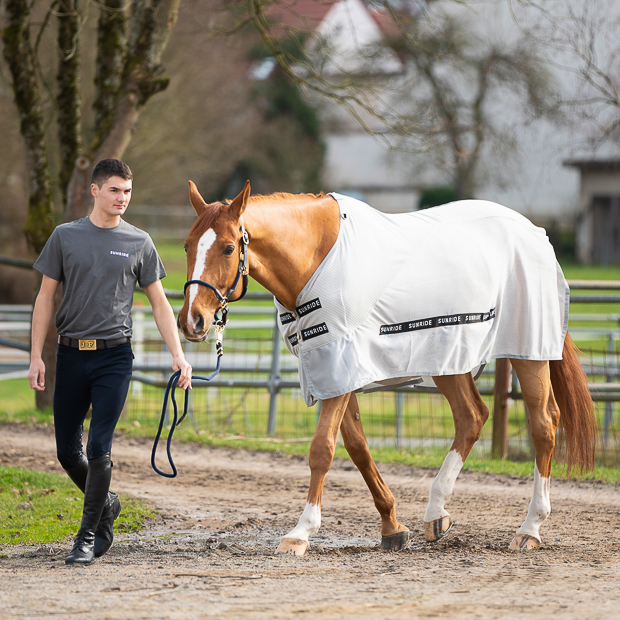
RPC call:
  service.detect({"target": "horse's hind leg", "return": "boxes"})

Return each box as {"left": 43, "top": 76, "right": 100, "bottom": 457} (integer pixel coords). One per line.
{"left": 340, "top": 393, "right": 410, "bottom": 550}
{"left": 508, "top": 359, "right": 560, "bottom": 550}
{"left": 424, "top": 373, "right": 489, "bottom": 542}
{"left": 276, "top": 393, "right": 351, "bottom": 556}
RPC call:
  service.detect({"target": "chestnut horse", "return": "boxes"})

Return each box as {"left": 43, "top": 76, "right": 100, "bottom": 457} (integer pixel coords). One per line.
{"left": 177, "top": 181, "right": 596, "bottom": 555}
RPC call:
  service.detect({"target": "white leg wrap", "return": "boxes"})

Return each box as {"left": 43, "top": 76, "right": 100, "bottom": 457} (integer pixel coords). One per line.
{"left": 516, "top": 465, "right": 550, "bottom": 540}
{"left": 283, "top": 502, "right": 321, "bottom": 543}
{"left": 424, "top": 450, "right": 464, "bottom": 522}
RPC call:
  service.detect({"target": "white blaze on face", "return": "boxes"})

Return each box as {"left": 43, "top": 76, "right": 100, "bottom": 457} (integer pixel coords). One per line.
{"left": 187, "top": 228, "right": 217, "bottom": 330}
{"left": 282, "top": 502, "right": 321, "bottom": 542}
{"left": 516, "top": 464, "right": 551, "bottom": 540}
{"left": 424, "top": 449, "right": 464, "bottom": 522}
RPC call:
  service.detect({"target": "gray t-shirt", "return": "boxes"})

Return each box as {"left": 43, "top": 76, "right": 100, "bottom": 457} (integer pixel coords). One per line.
{"left": 34, "top": 217, "right": 166, "bottom": 340}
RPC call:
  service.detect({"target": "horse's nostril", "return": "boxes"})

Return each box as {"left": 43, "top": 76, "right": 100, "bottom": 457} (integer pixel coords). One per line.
{"left": 194, "top": 313, "right": 205, "bottom": 333}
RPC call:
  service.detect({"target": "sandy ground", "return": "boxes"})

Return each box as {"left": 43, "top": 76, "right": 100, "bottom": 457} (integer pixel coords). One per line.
{"left": 1, "top": 423, "right": 620, "bottom": 619}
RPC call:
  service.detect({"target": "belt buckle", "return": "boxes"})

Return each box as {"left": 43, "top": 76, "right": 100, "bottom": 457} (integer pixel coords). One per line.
{"left": 78, "top": 339, "right": 96, "bottom": 351}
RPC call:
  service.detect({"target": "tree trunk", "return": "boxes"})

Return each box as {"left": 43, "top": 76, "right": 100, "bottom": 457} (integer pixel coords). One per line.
{"left": 64, "top": 156, "right": 93, "bottom": 223}
{"left": 3, "top": 0, "right": 181, "bottom": 409}
{"left": 2, "top": 0, "right": 58, "bottom": 410}
{"left": 57, "top": 0, "right": 82, "bottom": 207}
{"left": 1, "top": 0, "right": 55, "bottom": 254}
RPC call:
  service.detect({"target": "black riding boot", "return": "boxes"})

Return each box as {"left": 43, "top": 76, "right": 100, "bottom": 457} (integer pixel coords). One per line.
{"left": 65, "top": 455, "right": 121, "bottom": 558}
{"left": 65, "top": 454, "right": 112, "bottom": 566}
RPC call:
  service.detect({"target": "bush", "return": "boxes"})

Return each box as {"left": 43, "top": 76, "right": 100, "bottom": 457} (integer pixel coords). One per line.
{"left": 418, "top": 187, "right": 458, "bottom": 210}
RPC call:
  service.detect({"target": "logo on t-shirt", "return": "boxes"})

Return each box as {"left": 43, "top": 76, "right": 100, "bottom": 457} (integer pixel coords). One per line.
{"left": 110, "top": 251, "right": 129, "bottom": 258}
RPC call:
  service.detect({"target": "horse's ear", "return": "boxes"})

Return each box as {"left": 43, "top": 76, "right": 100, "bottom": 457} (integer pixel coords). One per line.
{"left": 188, "top": 180, "right": 207, "bottom": 216}
{"left": 228, "top": 180, "right": 251, "bottom": 218}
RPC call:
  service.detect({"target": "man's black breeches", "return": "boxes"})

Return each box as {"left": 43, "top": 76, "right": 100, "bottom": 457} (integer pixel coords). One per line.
{"left": 54, "top": 343, "right": 133, "bottom": 467}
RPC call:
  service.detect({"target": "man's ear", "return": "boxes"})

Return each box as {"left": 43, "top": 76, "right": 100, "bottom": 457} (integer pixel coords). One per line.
{"left": 188, "top": 180, "right": 207, "bottom": 216}
{"left": 90, "top": 183, "right": 98, "bottom": 198}
{"left": 228, "top": 180, "right": 251, "bottom": 218}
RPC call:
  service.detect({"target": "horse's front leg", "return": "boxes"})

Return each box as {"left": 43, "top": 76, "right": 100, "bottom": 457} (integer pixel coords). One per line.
{"left": 424, "top": 373, "right": 489, "bottom": 542}
{"left": 340, "top": 393, "right": 410, "bottom": 550}
{"left": 508, "top": 359, "right": 560, "bottom": 550}
{"left": 276, "top": 393, "right": 351, "bottom": 556}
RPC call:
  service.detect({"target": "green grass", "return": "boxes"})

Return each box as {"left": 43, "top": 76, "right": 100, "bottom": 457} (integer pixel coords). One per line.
{"left": 0, "top": 466, "right": 156, "bottom": 546}
{"left": 562, "top": 261, "right": 620, "bottom": 326}
{"left": 2, "top": 379, "right": 35, "bottom": 414}
{"left": 560, "top": 260, "right": 620, "bottom": 281}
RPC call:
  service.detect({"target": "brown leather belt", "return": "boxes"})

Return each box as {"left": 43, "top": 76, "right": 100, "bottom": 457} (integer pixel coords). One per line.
{"left": 58, "top": 336, "right": 131, "bottom": 351}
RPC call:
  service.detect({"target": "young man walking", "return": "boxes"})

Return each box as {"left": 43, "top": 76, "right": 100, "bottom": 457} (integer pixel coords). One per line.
{"left": 27, "top": 159, "right": 192, "bottom": 565}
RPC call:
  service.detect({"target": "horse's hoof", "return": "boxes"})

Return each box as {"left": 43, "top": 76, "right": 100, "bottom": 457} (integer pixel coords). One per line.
{"left": 276, "top": 537, "right": 308, "bottom": 556}
{"left": 380, "top": 529, "right": 410, "bottom": 551}
{"left": 509, "top": 533, "right": 540, "bottom": 551}
{"left": 424, "top": 516, "right": 452, "bottom": 542}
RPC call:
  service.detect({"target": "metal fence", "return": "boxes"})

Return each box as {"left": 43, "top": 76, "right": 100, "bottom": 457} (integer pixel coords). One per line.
{"left": 1, "top": 281, "right": 620, "bottom": 463}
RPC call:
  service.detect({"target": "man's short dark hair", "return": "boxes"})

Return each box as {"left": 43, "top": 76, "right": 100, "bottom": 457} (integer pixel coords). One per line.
{"left": 91, "top": 159, "right": 133, "bottom": 188}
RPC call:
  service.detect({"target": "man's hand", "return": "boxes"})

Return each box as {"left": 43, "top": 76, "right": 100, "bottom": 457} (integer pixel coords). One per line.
{"left": 173, "top": 355, "right": 192, "bottom": 390}
{"left": 28, "top": 359, "right": 46, "bottom": 391}
{"left": 144, "top": 280, "right": 193, "bottom": 390}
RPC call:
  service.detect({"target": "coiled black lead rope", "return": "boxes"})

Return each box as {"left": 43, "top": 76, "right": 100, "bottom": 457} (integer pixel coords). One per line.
{"left": 151, "top": 340, "right": 223, "bottom": 478}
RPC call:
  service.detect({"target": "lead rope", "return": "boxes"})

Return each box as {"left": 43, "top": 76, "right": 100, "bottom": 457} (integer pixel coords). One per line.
{"left": 151, "top": 325, "right": 225, "bottom": 478}
{"left": 153, "top": 217, "right": 249, "bottom": 477}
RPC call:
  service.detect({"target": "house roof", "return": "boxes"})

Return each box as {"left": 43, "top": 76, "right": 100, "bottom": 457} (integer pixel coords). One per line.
{"left": 267, "top": 0, "right": 404, "bottom": 39}
{"left": 267, "top": 0, "right": 337, "bottom": 34}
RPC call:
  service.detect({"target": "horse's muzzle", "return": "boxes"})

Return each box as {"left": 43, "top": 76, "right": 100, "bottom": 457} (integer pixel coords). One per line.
{"left": 178, "top": 310, "right": 212, "bottom": 342}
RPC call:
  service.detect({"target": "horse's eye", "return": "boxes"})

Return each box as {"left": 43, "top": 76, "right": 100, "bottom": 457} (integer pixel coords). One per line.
{"left": 183, "top": 246, "right": 187, "bottom": 254}
{"left": 223, "top": 245, "right": 235, "bottom": 256}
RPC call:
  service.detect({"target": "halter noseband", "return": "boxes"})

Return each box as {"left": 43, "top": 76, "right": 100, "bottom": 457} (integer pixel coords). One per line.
{"left": 183, "top": 216, "right": 250, "bottom": 329}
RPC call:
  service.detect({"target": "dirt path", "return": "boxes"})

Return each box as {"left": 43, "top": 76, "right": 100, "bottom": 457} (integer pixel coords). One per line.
{"left": 1, "top": 423, "right": 620, "bottom": 620}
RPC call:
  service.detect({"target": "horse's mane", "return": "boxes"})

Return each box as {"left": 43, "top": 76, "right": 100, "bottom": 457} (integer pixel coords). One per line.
{"left": 247, "top": 191, "right": 326, "bottom": 204}
{"left": 189, "top": 192, "right": 327, "bottom": 236}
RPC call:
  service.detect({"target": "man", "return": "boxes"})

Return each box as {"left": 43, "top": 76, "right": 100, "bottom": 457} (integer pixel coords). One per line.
{"left": 27, "top": 159, "right": 192, "bottom": 566}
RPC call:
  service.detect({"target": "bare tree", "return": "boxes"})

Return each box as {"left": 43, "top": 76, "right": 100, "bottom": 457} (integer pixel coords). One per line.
{"left": 508, "top": 0, "right": 620, "bottom": 147}
{"left": 1, "top": 0, "right": 181, "bottom": 408}
{"left": 385, "top": 7, "right": 558, "bottom": 199}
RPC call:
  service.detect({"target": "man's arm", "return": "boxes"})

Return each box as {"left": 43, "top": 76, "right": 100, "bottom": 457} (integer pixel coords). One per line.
{"left": 143, "top": 280, "right": 192, "bottom": 390}
{"left": 28, "top": 275, "right": 60, "bottom": 391}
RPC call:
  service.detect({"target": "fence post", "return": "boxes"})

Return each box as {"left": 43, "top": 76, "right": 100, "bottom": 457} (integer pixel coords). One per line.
{"left": 395, "top": 392, "right": 404, "bottom": 449}
{"left": 267, "top": 315, "right": 281, "bottom": 436}
{"left": 491, "top": 358, "right": 511, "bottom": 459}
{"left": 604, "top": 333, "right": 614, "bottom": 446}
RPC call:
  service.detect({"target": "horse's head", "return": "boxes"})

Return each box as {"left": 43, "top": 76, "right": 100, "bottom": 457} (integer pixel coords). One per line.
{"left": 177, "top": 180, "right": 251, "bottom": 342}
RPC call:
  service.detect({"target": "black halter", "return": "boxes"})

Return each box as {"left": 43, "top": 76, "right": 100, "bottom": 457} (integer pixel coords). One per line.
{"left": 183, "top": 216, "right": 250, "bottom": 328}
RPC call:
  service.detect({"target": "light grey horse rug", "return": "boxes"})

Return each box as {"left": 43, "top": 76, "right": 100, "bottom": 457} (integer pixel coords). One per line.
{"left": 275, "top": 194, "right": 569, "bottom": 406}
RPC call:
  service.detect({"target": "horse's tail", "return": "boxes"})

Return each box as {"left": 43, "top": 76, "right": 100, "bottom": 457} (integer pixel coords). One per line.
{"left": 550, "top": 333, "right": 597, "bottom": 473}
